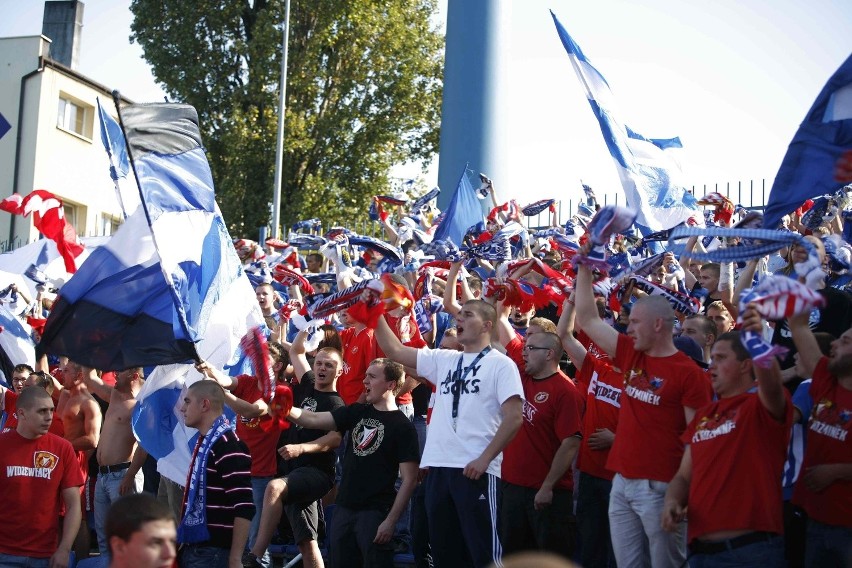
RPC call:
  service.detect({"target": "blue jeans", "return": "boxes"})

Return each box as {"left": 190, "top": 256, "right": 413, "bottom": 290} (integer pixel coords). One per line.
{"left": 179, "top": 545, "right": 229, "bottom": 568}
{"left": 608, "top": 474, "right": 686, "bottom": 568}
{"left": 94, "top": 469, "right": 143, "bottom": 554}
{"left": 689, "top": 535, "right": 784, "bottom": 567}
{"left": 0, "top": 554, "right": 49, "bottom": 567}
{"left": 250, "top": 476, "right": 272, "bottom": 568}
{"left": 805, "top": 518, "right": 852, "bottom": 568}
{"left": 576, "top": 472, "right": 616, "bottom": 568}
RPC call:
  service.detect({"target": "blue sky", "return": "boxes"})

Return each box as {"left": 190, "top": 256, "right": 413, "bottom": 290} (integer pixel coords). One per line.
{"left": 2, "top": 0, "right": 851, "bottom": 209}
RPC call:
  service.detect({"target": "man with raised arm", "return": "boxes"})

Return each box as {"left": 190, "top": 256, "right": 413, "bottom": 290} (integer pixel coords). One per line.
{"left": 284, "top": 358, "right": 419, "bottom": 568}
{"left": 662, "top": 320, "right": 792, "bottom": 565}
{"left": 242, "top": 333, "right": 345, "bottom": 568}
{"left": 787, "top": 311, "right": 852, "bottom": 566}
{"left": 574, "top": 258, "right": 711, "bottom": 568}
{"left": 56, "top": 360, "right": 102, "bottom": 560}
{"left": 83, "top": 366, "right": 147, "bottom": 556}
{"left": 374, "top": 299, "right": 524, "bottom": 568}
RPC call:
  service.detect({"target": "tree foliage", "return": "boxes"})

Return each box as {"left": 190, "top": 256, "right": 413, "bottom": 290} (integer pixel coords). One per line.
{"left": 129, "top": 0, "right": 443, "bottom": 236}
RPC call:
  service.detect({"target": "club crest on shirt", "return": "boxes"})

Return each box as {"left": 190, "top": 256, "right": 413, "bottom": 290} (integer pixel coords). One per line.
{"left": 534, "top": 392, "right": 549, "bottom": 403}
{"left": 624, "top": 368, "right": 663, "bottom": 405}
{"left": 34, "top": 451, "right": 58, "bottom": 471}
{"left": 691, "top": 409, "right": 738, "bottom": 443}
{"left": 352, "top": 418, "right": 385, "bottom": 456}
{"left": 810, "top": 398, "right": 850, "bottom": 442}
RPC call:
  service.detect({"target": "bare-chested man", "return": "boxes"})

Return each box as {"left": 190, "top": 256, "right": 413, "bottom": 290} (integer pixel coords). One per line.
{"left": 57, "top": 360, "right": 102, "bottom": 560}
{"left": 83, "top": 367, "right": 147, "bottom": 555}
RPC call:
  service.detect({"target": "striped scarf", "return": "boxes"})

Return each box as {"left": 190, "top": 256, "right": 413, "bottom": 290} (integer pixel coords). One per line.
{"left": 738, "top": 276, "right": 826, "bottom": 367}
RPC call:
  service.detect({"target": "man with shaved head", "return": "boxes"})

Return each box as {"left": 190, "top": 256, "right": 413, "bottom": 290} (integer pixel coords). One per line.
{"left": 574, "top": 257, "right": 712, "bottom": 568}
{"left": 178, "top": 380, "right": 254, "bottom": 568}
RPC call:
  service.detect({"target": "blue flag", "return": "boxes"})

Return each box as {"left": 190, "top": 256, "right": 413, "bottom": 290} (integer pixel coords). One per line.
{"left": 763, "top": 54, "right": 852, "bottom": 229}
{"left": 432, "top": 167, "right": 483, "bottom": 246}
{"left": 550, "top": 11, "right": 699, "bottom": 233}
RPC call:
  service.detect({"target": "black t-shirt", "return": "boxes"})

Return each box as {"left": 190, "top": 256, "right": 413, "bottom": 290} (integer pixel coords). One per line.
{"left": 278, "top": 371, "right": 345, "bottom": 477}
{"left": 411, "top": 383, "right": 430, "bottom": 416}
{"left": 331, "top": 403, "right": 420, "bottom": 510}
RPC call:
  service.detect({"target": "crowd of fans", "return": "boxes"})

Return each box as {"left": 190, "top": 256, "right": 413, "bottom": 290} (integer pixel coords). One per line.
{"left": 0, "top": 175, "right": 851, "bottom": 568}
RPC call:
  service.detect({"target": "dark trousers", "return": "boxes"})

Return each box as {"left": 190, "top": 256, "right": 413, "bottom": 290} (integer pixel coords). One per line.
{"left": 576, "top": 471, "right": 616, "bottom": 568}
{"left": 499, "top": 480, "right": 575, "bottom": 559}
{"left": 411, "top": 480, "right": 432, "bottom": 568}
{"left": 425, "top": 467, "right": 500, "bottom": 568}
{"left": 783, "top": 500, "right": 807, "bottom": 568}
{"left": 329, "top": 505, "right": 394, "bottom": 568}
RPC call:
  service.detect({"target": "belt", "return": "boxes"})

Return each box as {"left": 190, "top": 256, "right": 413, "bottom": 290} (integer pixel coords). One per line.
{"left": 689, "top": 531, "right": 777, "bottom": 555}
{"left": 98, "top": 461, "right": 131, "bottom": 474}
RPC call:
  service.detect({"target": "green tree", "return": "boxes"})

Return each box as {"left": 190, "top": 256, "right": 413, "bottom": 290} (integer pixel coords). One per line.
{"left": 129, "top": 0, "right": 443, "bottom": 236}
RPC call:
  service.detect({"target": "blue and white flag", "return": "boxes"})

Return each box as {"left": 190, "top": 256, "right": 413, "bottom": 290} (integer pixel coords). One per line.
{"left": 433, "top": 167, "right": 483, "bottom": 246}
{"left": 41, "top": 104, "right": 255, "bottom": 371}
{"left": 65, "top": 101, "right": 263, "bottom": 484}
{"left": 550, "top": 11, "right": 699, "bottom": 233}
{"left": 763, "top": 54, "right": 852, "bottom": 229}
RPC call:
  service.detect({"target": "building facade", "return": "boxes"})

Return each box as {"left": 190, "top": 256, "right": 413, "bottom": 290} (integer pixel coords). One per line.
{"left": 0, "top": 31, "right": 127, "bottom": 252}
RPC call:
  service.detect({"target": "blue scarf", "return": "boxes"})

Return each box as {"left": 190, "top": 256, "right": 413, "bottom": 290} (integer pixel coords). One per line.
{"left": 179, "top": 414, "right": 233, "bottom": 544}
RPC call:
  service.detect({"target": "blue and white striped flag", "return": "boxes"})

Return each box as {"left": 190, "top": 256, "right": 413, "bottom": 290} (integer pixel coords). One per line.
{"left": 550, "top": 11, "right": 699, "bottom": 233}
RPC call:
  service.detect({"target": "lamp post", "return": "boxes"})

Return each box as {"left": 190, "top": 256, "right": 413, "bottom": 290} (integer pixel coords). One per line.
{"left": 271, "top": 0, "right": 292, "bottom": 239}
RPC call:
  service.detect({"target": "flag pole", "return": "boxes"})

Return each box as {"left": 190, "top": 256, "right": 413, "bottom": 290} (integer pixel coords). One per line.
{"left": 271, "top": 0, "right": 292, "bottom": 240}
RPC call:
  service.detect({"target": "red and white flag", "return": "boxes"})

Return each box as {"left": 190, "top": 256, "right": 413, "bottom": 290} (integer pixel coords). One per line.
{"left": 0, "top": 190, "right": 85, "bottom": 273}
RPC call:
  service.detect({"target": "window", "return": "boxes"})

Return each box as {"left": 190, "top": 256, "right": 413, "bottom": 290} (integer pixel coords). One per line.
{"left": 57, "top": 94, "right": 93, "bottom": 139}
{"left": 98, "top": 214, "right": 121, "bottom": 236}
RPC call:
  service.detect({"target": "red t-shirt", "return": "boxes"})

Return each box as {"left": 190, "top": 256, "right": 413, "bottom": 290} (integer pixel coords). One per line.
{"left": 793, "top": 357, "right": 852, "bottom": 526}
{"left": 577, "top": 329, "right": 608, "bottom": 361}
{"left": 505, "top": 335, "right": 524, "bottom": 372}
{"left": 684, "top": 390, "right": 793, "bottom": 542}
{"left": 575, "top": 353, "right": 622, "bottom": 481}
{"left": 502, "top": 370, "right": 583, "bottom": 490}
{"left": 337, "top": 327, "right": 379, "bottom": 405}
{"left": 379, "top": 312, "right": 427, "bottom": 406}
{"left": 0, "top": 431, "right": 84, "bottom": 557}
{"left": 606, "top": 334, "right": 712, "bottom": 481}
{"left": 232, "top": 375, "right": 281, "bottom": 477}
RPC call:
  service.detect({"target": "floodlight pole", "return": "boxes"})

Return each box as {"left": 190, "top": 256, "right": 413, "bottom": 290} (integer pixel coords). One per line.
{"left": 271, "top": 0, "right": 291, "bottom": 240}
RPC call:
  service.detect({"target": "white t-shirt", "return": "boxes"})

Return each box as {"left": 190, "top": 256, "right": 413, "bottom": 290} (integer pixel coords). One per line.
{"left": 417, "top": 347, "right": 523, "bottom": 477}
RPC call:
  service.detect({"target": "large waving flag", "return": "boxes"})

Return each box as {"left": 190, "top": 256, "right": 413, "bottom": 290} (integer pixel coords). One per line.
{"left": 41, "top": 103, "right": 256, "bottom": 371}
{"left": 432, "top": 167, "right": 483, "bottom": 246}
{"left": 42, "top": 100, "right": 263, "bottom": 484}
{"left": 763, "top": 54, "right": 852, "bottom": 229}
{"left": 550, "top": 11, "right": 699, "bottom": 233}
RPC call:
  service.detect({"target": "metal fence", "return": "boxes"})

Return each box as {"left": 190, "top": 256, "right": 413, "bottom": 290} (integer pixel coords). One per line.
{"left": 524, "top": 178, "right": 771, "bottom": 229}
{"left": 0, "top": 178, "right": 772, "bottom": 254}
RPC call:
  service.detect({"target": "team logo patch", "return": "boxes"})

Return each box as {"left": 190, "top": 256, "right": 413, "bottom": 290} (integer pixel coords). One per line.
{"left": 534, "top": 392, "right": 549, "bottom": 403}
{"left": 352, "top": 418, "right": 385, "bottom": 456}
{"left": 33, "top": 451, "right": 58, "bottom": 471}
